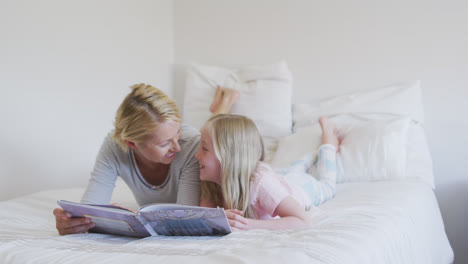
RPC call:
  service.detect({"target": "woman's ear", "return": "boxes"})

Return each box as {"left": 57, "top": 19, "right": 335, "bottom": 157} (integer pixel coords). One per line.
{"left": 125, "top": 140, "right": 137, "bottom": 150}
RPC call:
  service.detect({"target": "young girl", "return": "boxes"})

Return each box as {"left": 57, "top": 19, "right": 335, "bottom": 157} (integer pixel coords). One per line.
{"left": 195, "top": 113, "right": 340, "bottom": 231}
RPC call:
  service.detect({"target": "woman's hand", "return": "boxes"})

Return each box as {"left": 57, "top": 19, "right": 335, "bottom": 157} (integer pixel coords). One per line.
{"left": 53, "top": 208, "right": 95, "bottom": 235}
{"left": 225, "top": 209, "right": 249, "bottom": 231}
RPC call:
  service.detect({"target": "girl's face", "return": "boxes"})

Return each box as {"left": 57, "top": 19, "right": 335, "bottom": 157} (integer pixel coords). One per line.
{"left": 131, "top": 120, "right": 182, "bottom": 165}
{"left": 195, "top": 125, "right": 222, "bottom": 185}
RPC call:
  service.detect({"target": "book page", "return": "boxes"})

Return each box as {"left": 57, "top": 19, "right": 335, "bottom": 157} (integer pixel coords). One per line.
{"left": 138, "top": 203, "right": 202, "bottom": 212}
{"left": 84, "top": 214, "right": 136, "bottom": 234}
{"left": 138, "top": 207, "right": 232, "bottom": 236}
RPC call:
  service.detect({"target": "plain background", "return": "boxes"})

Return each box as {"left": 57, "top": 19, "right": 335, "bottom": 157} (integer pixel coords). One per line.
{"left": 1, "top": 0, "right": 466, "bottom": 263}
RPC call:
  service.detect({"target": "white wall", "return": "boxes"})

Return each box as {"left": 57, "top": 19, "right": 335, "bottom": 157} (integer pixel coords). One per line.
{"left": 1, "top": 0, "right": 466, "bottom": 262}
{"left": 174, "top": 0, "right": 467, "bottom": 263}
{"left": 0, "top": 0, "right": 174, "bottom": 200}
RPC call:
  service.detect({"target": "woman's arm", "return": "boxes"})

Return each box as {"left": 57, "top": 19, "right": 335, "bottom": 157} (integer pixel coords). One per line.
{"left": 80, "top": 135, "right": 119, "bottom": 204}
{"left": 226, "top": 196, "right": 311, "bottom": 231}
{"left": 54, "top": 134, "right": 118, "bottom": 235}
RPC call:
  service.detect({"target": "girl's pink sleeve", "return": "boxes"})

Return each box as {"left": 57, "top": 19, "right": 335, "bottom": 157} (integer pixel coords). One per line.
{"left": 255, "top": 170, "right": 290, "bottom": 217}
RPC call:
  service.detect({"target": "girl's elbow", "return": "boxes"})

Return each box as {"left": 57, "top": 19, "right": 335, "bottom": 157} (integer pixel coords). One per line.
{"left": 301, "top": 216, "right": 313, "bottom": 229}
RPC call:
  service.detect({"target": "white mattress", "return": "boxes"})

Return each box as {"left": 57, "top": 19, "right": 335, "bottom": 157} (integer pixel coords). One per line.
{"left": 0, "top": 181, "right": 453, "bottom": 264}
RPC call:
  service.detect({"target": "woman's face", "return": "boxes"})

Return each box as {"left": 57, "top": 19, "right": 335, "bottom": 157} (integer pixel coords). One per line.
{"left": 195, "top": 125, "right": 221, "bottom": 185}
{"left": 132, "top": 120, "right": 182, "bottom": 165}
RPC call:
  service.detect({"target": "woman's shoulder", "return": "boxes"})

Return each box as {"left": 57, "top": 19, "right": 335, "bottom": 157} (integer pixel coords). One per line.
{"left": 97, "top": 131, "right": 128, "bottom": 160}
{"left": 179, "top": 124, "right": 200, "bottom": 150}
{"left": 102, "top": 131, "right": 123, "bottom": 151}
{"left": 171, "top": 124, "right": 200, "bottom": 165}
{"left": 181, "top": 124, "right": 200, "bottom": 140}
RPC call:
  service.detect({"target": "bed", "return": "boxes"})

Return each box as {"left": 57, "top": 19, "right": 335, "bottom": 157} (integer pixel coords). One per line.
{"left": 0, "top": 63, "right": 454, "bottom": 263}
{"left": 0, "top": 180, "right": 453, "bottom": 263}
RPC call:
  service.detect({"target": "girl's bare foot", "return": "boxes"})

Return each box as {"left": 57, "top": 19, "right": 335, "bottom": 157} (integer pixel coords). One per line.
{"left": 222, "top": 88, "right": 240, "bottom": 111}
{"left": 209, "top": 85, "right": 223, "bottom": 113}
{"left": 319, "top": 117, "right": 340, "bottom": 150}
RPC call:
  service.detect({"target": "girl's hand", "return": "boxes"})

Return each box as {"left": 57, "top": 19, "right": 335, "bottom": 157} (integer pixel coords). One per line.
{"left": 225, "top": 209, "right": 249, "bottom": 231}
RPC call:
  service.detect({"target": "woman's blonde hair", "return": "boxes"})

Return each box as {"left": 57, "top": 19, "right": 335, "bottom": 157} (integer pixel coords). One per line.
{"left": 203, "top": 114, "right": 264, "bottom": 219}
{"left": 113, "top": 83, "right": 181, "bottom": 151}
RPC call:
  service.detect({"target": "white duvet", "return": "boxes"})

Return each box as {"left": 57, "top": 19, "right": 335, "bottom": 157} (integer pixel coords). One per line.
{"left": 0, "top": 181, "right": 453, "bottom": 264}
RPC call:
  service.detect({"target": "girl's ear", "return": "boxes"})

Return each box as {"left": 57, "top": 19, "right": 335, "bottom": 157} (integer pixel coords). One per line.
{"left": 125, "top": 140, "right": 137, "bottom": 150}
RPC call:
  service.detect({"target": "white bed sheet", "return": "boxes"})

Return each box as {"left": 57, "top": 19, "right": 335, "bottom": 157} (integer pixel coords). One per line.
{"left": 0, "top": 181, "right": 453, "bottom": 264}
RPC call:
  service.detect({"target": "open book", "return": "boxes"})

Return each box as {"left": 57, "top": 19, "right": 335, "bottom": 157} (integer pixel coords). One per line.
{"left": 58, "top": 200, "right": 232, "bottom": 238}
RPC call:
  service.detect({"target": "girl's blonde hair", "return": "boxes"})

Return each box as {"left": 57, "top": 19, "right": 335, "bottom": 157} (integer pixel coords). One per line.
{"left": 203, "top": 114, "right": 264, "bottom": 219}
{"left": 113, "top": 84, "right": 181, "bottom": 151}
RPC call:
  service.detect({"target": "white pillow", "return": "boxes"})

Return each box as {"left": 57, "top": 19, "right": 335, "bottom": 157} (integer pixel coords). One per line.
{"left": 338, "top": 117, "right": 410, "bottom": 182}
{"left": 271, "top": 113, "right": 396, "bottom": 168}
{"left": 290, "top": 80, "right": 434, "bottom": 188}
{"left": 293, "top": 80, "right": 424, "bottom": 130}
{"left": 271, "top": 114, "right": 435, "bottom": 187}
{"left": 405, "top": 122, "right": 434, "bottom": 188}
{"left": 183, "top": 61, "right": 293, "bottom": 161}
{"left": 270, "top": 116, "right": 411, "bottom": 184}
{"left": 269, "top": 124, "right": 322, "bottom": 168}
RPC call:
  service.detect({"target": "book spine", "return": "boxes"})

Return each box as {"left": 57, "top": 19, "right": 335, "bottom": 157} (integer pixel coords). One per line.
{"left": 136, "top": 213, "right": 158, "bottom": 236}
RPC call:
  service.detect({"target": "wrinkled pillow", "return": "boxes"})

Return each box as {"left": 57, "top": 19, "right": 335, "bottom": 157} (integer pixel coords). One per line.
{"left": 183, "top": 61, "right": 293, "bottom": 161}
{"left": 405, "top": 122, "right": 434, "bottom": 188}
{"left": 293, "top": 80, "right": 424, "bottom": 130}
{"left": 337, "top": 116, "right": 410, "bottom": 182}
{"left": 270, "top": 116, "right": 412, "bottom": 184}
{"left": 289, "top": 80, "right": 434, "bottom": 188}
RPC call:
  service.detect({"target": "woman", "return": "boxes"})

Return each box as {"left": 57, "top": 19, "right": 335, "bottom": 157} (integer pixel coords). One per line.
{"left": 53, "top": 84, "right": 237, "bottom": 235}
